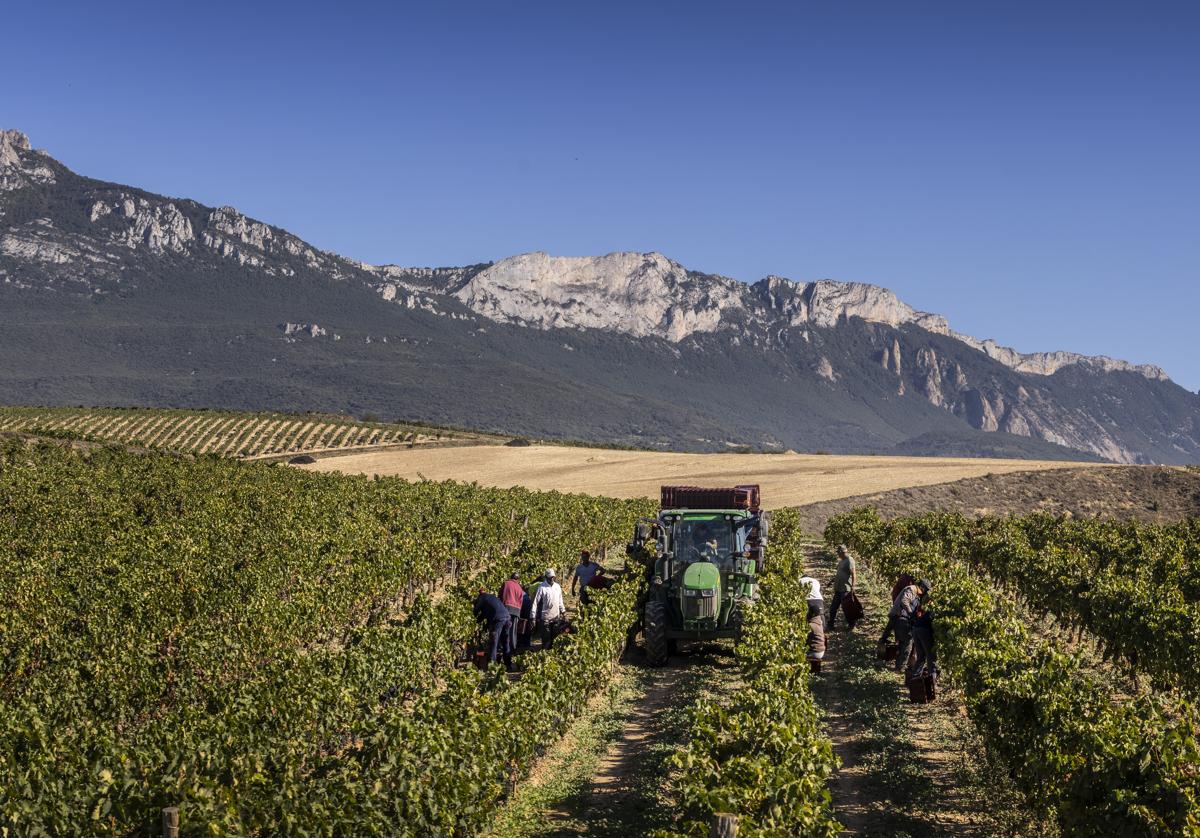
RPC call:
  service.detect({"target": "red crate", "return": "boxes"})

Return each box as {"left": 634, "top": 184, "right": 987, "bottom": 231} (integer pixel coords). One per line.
{"left": 660, "top": 484, "right": 761, "bottom": 511}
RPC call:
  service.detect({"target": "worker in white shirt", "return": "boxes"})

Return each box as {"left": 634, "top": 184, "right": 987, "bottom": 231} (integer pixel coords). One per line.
{"left": 532, "top": 568, "right": 568, "bottom": 649}
{"left": 800, "top": 575, "right": 826, "bottom": 666}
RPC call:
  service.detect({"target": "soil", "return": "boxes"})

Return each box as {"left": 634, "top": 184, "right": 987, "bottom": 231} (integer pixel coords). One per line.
{"left": 296, "top": 445, "right": 1095, "bottom": 506}
{"left": 795, "top": 464, "right": 1200, "bottom": 534}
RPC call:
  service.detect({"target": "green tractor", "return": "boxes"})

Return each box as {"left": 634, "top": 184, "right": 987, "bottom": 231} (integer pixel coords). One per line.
{"left": 628, "top": 485, "right": 770, "bottom": 666}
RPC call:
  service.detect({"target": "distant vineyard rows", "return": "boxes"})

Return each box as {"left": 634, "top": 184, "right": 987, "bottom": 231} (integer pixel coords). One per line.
{"left": 0, "top": 407, "right": 479, "bottom": 458}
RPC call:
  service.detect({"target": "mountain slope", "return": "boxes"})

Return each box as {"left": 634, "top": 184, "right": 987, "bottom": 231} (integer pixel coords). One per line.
{"left": 2, "top": 129, "right": 1197, "bottom": 463}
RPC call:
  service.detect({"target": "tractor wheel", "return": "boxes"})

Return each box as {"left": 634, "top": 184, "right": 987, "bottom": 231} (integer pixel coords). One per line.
{"left": 728, "top": 605, "right": 745, "bottom": 647}
{"left": 644, "top": 600, "right": 669, "bottom": 667}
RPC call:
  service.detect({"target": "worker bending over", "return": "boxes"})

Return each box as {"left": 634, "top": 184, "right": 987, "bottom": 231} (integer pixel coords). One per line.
{"left": 888, "top": 578, "right": 931, "bottom": 673}
{"left": 473, "top": 588, "right": 514, "bottom": 671}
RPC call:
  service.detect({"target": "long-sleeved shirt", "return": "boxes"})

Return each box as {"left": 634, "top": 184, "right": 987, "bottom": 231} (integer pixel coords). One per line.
{"left": 499, "top": 579, "right": 524, "bottom": 610}
{"left": 532, "top": 581, "right": 566, "bottom": 622}
{"left": 889, "top": 585, "right": 923, "bottom": 622}
{"left": 473, "top": 593, "right": 510, "bottom": 624}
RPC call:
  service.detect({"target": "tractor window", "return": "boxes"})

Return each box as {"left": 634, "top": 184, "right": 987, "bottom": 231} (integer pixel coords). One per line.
{"left": 678, "top": 517, "right": 733, "bottom": 560}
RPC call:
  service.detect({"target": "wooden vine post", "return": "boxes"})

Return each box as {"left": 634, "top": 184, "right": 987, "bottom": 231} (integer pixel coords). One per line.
{"left": 162, "top": 807, "right": 180, "bottom": 838}
{"left": 710, "top": 813, "right": 738, "bottom": 838}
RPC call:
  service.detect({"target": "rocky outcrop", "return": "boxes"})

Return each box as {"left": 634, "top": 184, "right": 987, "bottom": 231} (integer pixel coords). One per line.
{"left": 200, "top": 207, "right": 317, "bottom": 274}
{"left": 815, "top": 356, "right": 837, "bottom": 381}
{"left": 282, "top": 322, "right": 327, "bottom": 338}
{"left": 954, "top": 335, "right": 1168, "bottom": 381}
{"left": 0, "top": 130, "right": 28, "bottom": 169}
{"left": 100, "top": 196, "right": 195, "bottom": 254}
{"left": 0, "top": 130, "right": 55, "bottom": 193}
{"left": 881, "top": 337, "right": 903, "bottom": 375}
{"left": 452, "top": 251, "right": 744, "bottom": 342}
{"left": 0, "top": 234, "right": 75, "bottom": 264}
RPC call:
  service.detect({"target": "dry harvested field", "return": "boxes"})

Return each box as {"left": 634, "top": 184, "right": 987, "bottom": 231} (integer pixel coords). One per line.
{"left": 297, "top": 444, "right": 1103, "bottom": 506}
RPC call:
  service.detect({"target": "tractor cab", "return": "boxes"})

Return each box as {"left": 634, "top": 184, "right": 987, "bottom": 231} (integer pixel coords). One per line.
{"left": 629, "top": 485, "right": 769, "bottom": 666}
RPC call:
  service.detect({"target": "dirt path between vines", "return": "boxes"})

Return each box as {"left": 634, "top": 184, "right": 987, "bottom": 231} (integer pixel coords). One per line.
{"left": 492, "top": 644, "right": 742, "bottom": 837}
{"left": 547, "top": 646, "right": 741, "bottom": 837}
{"left": 804, "top": 545, "right": 1043, "bottom": 837}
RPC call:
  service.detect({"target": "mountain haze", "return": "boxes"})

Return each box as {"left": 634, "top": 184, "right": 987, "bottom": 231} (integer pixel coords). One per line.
{"left": 3, "top": 129, "right": 1198, "bottom": 463}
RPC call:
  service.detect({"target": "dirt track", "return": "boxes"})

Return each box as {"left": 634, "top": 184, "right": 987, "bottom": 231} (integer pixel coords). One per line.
{"left": 296, "top": 445, "right": 1099, "bottom": 507}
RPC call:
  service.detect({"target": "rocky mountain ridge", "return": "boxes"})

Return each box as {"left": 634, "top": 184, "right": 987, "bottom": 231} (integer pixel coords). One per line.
{"left": 373, "top": 249, "right": 1166, "bottom": 382}
{"left": 2, "top": 128, "right": 1198, "bottom": 464}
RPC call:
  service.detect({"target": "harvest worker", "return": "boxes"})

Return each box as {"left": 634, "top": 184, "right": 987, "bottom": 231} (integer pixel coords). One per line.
{"left": 524, "top": 573, "right": 546, "bottom": 647}
{"left": 827, "top": 545, "right": 858, "bottom": 630}
{"left": 800, "top": 575, "right": 826, "bottom": 669}
{"left": 572, "top": 550, "right": 601, "bottom": 605}
{"left": 472, "top": 588, "right": 513, "bottom": 671}
{"left": 499, "top": 572, "right": 525, "bottom": 653}
{"left": 878, "top": 572, "right": 917, "bottom": 648}
{"left": 907, "top": 604, "right": 938, "bottom": 686}
{"left": 532, "top": 568, "right": 567, "bottom": 649}
{"left": 889, "top": 578, "right": 931, "bottom": 674}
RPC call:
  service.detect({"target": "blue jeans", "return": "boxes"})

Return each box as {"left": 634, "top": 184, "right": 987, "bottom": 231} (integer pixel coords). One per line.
{"left": 488, "top": 617, "right": 513, "bottom": 668}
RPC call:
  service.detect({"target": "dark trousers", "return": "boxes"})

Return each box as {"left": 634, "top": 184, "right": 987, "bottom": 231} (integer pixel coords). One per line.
{"left": 828, "top": 590, "right": 845, "bottom": 627}
{"left": 894, "top": 619, "right": 913, "bottom": 673}
{"left": 488, "top": 618, "right": 513, "bottom": 668}
{"left": 506, "top": 605, "right": 520, "bottom": 652}
{"left": 542, "top": 616, "right": 566, "bottom": 649}
{"left": 907, "top": 625, "right": 936, "bottom": 682}
{"left": 879, "top": 614, "right": 896, "bottom": 644}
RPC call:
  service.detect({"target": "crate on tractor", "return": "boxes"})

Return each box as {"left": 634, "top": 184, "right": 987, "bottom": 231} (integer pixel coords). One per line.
{"left": 659, "top": 484, "right": 761, "bottom": 512}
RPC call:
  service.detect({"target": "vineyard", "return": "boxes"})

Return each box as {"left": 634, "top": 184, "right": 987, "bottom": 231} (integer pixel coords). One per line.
{"left": 0, "top": 407, "right": 491, "bottom": 459}
{"left": 0, "top": 438, "right": 650, "bottom": 834}
{"left": 5, "top": 432, "right": 1200, "bottom": 835}
{"left": 828, "top": 508, "right": 1200, "bottom": 836}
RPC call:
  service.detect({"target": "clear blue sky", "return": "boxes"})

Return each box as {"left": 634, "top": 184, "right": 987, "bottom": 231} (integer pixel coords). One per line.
{"left": 6, "top": 1, "right": 1199, "bottom": 389}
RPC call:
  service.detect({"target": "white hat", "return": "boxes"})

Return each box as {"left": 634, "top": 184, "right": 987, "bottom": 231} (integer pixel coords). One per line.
{"left": 545, "top": 568, "right": 557, "bottom": 578}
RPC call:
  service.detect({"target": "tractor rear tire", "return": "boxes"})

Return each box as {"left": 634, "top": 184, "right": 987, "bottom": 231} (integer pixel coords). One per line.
{"left": 728, "top": 605, "right": 745, "bottom": 647}
{"left": 644, "top": 600, "right": 669, "bottom": 667}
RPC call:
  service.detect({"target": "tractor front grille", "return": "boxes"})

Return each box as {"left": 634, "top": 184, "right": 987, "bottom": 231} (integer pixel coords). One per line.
{"left": 684, "top": 592, "right": 717, "bottom": 620}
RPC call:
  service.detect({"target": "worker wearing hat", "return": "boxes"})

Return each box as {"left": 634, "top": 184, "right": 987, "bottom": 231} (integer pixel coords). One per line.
{"left": 828, "top": 544, "right": 858, "bottom": 630}
{"left": 889, "top": 578, "right": 931, "bottom": 674}
{"left": 531, "top": 568, "right": 567, "bottom": 649}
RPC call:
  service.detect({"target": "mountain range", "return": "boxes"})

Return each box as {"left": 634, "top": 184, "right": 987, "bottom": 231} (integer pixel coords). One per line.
{"left": 3, "top": 128, "right": 1198, "bottom": 464}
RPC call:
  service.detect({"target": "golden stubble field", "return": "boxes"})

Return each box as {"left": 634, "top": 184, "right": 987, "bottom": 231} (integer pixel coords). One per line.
{"left": 295, "top": 444, "right": 1103, "bottom": 506}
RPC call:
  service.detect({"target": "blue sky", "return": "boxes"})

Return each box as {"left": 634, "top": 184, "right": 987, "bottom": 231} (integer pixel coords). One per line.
{"left": 6, "top": 1, "right": 1199, "bottom": 388}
